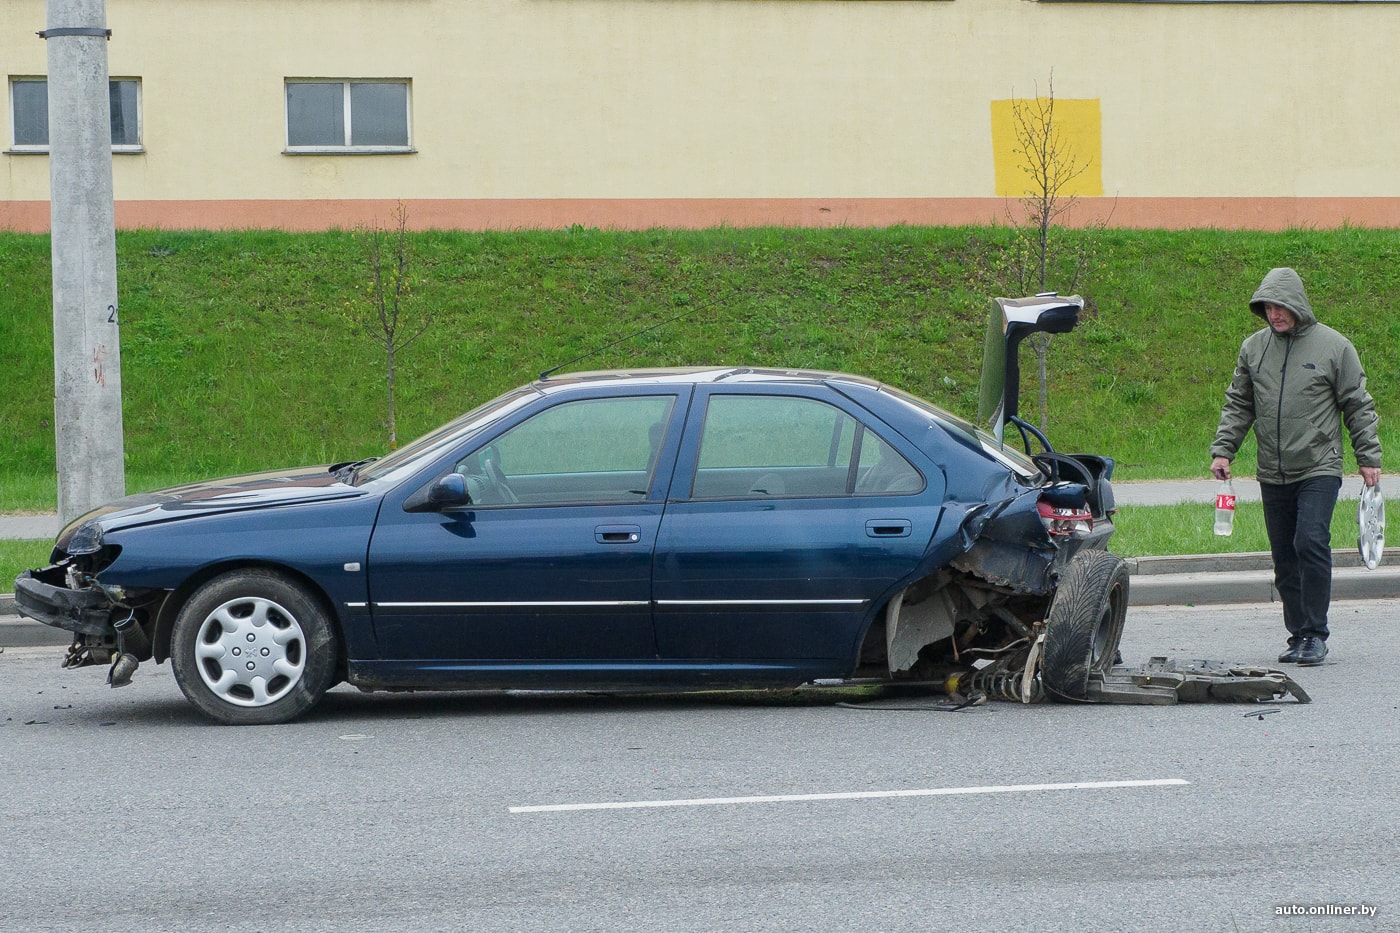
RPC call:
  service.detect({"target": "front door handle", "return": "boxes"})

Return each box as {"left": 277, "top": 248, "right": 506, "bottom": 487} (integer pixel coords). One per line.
{"left": 866, "top": 519, "right": 912, "bottom": 538}
{"left": 596, "top": 524, "right": 642, "bottom": 544}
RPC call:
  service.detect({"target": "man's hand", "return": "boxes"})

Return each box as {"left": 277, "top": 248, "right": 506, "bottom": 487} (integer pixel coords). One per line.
{"left": 1210, "top": 457, "right": 1232, "bottom": 481}
{"left": 1361, "top": 466, "right": 1381, "bottom": 488}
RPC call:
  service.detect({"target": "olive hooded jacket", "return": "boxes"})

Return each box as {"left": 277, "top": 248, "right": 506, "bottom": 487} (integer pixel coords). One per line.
{"left": 1211, "top": 267, "right": 1381, "bottom": 485}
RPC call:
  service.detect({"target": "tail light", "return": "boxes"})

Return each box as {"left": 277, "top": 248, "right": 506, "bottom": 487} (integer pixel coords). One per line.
{"left": 1037, "top": 499, "right": 1093, "bottom": 537}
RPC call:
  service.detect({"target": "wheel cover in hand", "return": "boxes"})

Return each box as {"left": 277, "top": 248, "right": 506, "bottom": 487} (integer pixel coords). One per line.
{"left": 1358, "top": 484, "right": 1385, "bottom": 571}
{"left": 195, "top": 596, "right": 307, "bottom": 707}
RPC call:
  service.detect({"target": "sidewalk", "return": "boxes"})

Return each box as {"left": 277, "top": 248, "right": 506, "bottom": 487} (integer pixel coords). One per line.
{"left": 3, "top": 479, "right": 1396, "bottom": 648}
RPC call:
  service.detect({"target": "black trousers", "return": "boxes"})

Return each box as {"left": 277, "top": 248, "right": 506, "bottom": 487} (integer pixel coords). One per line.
{"left": 1259, "top": 475, "right": 1342, "bottom": 642}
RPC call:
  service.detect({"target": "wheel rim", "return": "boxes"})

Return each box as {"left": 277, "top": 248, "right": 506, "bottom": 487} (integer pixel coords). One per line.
{"left": 1359, "top": 485, "right": 1385, "bottom": 570}
{"left": 194, "top": 596, "right": 306, "bottom": 707}
{"left": 1089, "top": 581, "right": 1124, "bottom": 667}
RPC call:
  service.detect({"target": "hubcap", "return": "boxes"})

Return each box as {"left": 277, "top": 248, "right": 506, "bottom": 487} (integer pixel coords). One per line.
{"left": 195, "top": 596, "right": 306, "bottom": 707}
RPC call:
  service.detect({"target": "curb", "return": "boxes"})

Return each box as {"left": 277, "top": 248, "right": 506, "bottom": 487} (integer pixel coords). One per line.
{"left": 5, "top": 547, "right": 1399, "bottom": 648}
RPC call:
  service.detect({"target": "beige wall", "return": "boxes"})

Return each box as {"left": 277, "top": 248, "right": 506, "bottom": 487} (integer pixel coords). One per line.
{"left": 4, "top": 0, "right": 1400, "bottom": 230}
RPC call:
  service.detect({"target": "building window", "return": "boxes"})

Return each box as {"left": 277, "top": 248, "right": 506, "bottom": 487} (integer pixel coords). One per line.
{"left": 7, "top": 77, "right": 142, "bottom": 152}
{"left": 285, "top": 79, "right": 411, "bottom": 153}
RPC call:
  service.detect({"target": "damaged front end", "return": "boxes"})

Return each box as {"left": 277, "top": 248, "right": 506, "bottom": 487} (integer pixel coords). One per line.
{"left": 14, "top": 523, "right": 166, "bottom": 687}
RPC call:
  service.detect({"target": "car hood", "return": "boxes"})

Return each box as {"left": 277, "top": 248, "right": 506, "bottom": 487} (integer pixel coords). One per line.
{"left": 56, "top": 467, "right": 363, "bottom": 546}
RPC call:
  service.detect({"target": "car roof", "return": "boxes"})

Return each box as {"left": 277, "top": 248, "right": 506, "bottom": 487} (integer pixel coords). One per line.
{"left": 533, "top": 366, "right": 885, "bottom": 394}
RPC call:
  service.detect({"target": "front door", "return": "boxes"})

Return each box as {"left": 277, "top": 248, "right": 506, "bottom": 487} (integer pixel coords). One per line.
{"left": 367, "top": 392, "right": 682, "bottom": 663}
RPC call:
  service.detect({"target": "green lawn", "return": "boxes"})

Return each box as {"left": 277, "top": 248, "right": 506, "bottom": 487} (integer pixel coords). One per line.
{"left": 1110, "top": 499, "right": 1367, "bottom": 559}
{"left": 4, "top": 225, "right": 1397, "bottom": 514}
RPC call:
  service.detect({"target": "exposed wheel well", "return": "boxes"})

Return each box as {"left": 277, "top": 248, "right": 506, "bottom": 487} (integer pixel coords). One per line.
{"left": 855, "top": 568, "right": 1055, "bottom": 678}
{"left": 152, "top": 561, "right": 345, "bottom": 672}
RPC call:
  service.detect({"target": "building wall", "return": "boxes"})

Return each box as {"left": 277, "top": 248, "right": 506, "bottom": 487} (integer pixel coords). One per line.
{"left": 4, "top": 0, "right": 1399, "bottom": 231}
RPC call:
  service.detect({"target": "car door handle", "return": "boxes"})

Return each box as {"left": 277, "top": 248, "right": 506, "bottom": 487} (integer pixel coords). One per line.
{"left": 596, "top": 524, "right": 643, "bottom": 544}
{"left": 866, "top": 519, "right": 912, "bottom": 538}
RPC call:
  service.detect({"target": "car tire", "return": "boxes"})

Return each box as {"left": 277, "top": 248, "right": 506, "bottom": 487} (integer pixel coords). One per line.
{"left": 1040, "top": 549, "right": 1128, "bottom": 702}
{"left": 170, "top": 569, "right": 338, "bottom": 725}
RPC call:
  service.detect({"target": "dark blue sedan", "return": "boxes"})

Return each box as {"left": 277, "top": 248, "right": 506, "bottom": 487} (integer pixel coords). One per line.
{"left": 16, "top": 296, "right": 1125, "bottom": 724}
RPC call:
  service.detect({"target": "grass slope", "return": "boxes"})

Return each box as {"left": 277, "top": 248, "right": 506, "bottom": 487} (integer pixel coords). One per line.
{"left": 4, "top": 226, "right": 1399, "bottom": 513}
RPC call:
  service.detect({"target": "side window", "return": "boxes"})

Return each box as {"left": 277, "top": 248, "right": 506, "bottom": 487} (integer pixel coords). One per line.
{"left": 285, "top": 79, "right": 411, "bottom": 152}
{"left": 691, "top": 395, "right": 921, "bottom": 499}
{"left": 854, "top": 433, "right": 924, "bottom": 495}
{"left": 455, "top": 396, "right": 675, "bottom": 505}
{"left": 8, "top": 77, "right": 141, "bottom": 151}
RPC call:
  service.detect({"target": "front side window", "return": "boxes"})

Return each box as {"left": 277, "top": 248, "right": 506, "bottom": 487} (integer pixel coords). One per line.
{"left": 691, "top": 395, "right": 922, "bottom": 499}
{"left": 285, "top": 79, "right": 411, "bottom": 152}
{"left": 455, "top": 396, "right": 676, "bottom": 506}
{"left": 8, "top": 77, "right": 141, "bottom": 151}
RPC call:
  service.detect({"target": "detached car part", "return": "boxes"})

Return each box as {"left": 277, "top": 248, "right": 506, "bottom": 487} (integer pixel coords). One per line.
{"left": 1086, "top": 657, "right": 1310, "bottom": 705}
{"left": 1358, "top": 484, "right": 1385, "bottom": 570}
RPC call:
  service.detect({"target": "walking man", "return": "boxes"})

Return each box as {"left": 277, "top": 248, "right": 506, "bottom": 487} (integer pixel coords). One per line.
{"left": 1210, "top": 268, "right": 1382, "bottom": 665}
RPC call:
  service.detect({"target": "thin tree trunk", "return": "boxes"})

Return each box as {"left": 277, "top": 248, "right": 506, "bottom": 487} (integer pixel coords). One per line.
{"left": 386, "top": 345, "right": 397, "bottom": 449}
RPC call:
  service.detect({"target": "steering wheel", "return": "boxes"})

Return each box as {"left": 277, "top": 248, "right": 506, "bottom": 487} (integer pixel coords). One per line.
{"left": 479, "top": 445, "right": 519, "bottom": 504}
{"left": 1031, "top": 451, "right": 1096, "bottom": 489}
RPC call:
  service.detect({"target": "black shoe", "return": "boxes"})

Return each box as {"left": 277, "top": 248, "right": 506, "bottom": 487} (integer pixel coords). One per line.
{"left": 1278, "top": 643, "right": 1302, "bottom": 664}
{"left": 1295, "top": 636, "right": 1328, "bottom": 666}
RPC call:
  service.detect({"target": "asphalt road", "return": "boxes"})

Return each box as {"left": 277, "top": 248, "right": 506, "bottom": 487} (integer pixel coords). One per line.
{"left": 3, "top": 599, "right": 1397, "bottom": 933}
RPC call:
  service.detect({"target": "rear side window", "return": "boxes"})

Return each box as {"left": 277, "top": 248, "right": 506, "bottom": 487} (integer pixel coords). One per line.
{"left": 691, "top": 395, "right": 922, "bottom": 499}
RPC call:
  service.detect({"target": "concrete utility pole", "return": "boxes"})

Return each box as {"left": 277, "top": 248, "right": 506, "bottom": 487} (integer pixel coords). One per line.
{"left": 43, "top": 0, "right": 125, "bottom": 523}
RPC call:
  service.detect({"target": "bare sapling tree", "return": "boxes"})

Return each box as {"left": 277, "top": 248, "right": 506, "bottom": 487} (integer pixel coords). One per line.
{"left": 1002, "top": 71, "right": 1104, "bottom": 433}
{"left": 347, "top": 202, "right": 433, "bottom": 449}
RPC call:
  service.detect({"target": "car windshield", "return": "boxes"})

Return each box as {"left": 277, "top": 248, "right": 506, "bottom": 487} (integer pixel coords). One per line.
{"left": 352, "top": 386, "right": 540, "bottom": 484}
{"left": 880, "top": 385, "right": 1043, "bottom": 480}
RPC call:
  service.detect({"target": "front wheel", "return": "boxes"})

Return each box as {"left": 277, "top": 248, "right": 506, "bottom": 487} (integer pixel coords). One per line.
{"left": 170, "top": 570, "right": 338, "bottom": 725}
{"left": 1040, "top": 549, "right": 1129, "bottom": 702}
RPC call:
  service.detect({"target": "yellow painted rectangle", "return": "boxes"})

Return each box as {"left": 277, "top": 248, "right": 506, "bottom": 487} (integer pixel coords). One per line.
{"left": 991, "top": 98, "right": 1103, "bottom": 198}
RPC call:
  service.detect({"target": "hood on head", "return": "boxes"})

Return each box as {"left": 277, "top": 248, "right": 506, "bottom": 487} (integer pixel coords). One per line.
{"left": 1249, "top": 267, "right": 1316, "bottom": 330}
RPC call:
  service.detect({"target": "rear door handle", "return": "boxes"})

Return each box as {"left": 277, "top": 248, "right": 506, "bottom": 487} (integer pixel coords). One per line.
{"left": 596, "top": 524, "right": 642, "bottom": 544}
{"left": 866, "top": 519, "right": 912, "bottom": 538}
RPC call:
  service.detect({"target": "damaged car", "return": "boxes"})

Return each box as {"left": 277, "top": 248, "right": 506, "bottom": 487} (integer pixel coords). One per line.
{"left": 16, "top": 295, "right": 1131, "bottom": 725}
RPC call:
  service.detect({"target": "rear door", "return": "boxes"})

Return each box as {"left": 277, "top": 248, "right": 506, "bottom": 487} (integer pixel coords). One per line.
{"left": 652, "top": 385, "right": 944, "bottom": 663}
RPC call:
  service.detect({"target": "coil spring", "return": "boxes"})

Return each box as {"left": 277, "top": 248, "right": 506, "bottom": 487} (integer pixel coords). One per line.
{"left": 964, "top": 664, "right": 1045, "bottom": 704}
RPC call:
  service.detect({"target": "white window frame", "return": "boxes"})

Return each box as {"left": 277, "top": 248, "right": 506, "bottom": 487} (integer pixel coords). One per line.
{"left": 6, "top": 75, "right": 143, "bottom": 154}
{"left": 283, "top": 78, "right": 413, "bottom": 154}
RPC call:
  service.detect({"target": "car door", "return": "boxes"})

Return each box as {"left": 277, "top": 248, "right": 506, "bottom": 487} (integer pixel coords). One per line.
{"left": 366, "top": 389, "right": 687, "bottom": 663}
{"left": 652, "top": 385, "right": 944, "bottom": 663}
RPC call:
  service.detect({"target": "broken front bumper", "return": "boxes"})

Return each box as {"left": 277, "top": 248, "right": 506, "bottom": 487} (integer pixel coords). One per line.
{"left": 14, "top": 568, "right": 119, "bottom": 637}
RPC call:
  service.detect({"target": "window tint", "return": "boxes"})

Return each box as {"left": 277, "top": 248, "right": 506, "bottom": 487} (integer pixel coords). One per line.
{"left": 350, "top": 83, "right": 409, "bottom": 146}
{"left": 691, "top": 395, "right": 921, "bottom": 499}
{"left": 286, "top": 83, "right": 343, "bottom": 147}
{"left": 285, "top": 80, "right": 410, "bottom": 150}
{"left": 109, "top": 80, "right": 140, "bottom": 146}
{"left": 853, "top": 433, "right": 924, "bottom": 495}
{"left": 11, "top": 80, "right": 47, "bottom": 146}
{"left": 456, "top": 396, "right": 675, "bottom": 505}
{"left": 9, "top": 78, "right": 140, "bottom": 149}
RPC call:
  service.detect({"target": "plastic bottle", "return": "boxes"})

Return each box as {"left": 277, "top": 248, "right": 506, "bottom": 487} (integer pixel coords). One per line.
{"left": 1214, "top": 478, "right": 1236, "bottom": 536}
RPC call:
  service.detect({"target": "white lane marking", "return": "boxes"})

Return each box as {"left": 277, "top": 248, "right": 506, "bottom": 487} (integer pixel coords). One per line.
{"left": 510, "top": 778, "right": 1190, "bottom": 814}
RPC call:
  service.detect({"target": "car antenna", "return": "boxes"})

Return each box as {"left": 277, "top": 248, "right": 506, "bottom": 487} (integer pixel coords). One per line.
{"left": 538, "top": 290, "right": 731, "bottom": 380}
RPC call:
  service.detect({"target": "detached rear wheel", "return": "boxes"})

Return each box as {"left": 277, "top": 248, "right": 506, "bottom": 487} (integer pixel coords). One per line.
{"left": 171, "top": 570, "right": 337, "bottom": 725}
{"left": 1041, "top": 549, "right": 1128, "bottom": 702}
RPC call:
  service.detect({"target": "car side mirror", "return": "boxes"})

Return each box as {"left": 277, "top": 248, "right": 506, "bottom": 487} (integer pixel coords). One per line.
{"left": 430, "top": 473, "right": 470, "bottom": 505}
{"left": 405, "top": 473, "right": 470, "bottom": 512}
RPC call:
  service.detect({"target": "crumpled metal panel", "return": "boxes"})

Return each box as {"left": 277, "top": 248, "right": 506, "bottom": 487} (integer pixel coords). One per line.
{"left": 948, "top": 491, "right": 1057, "bottom": 594}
